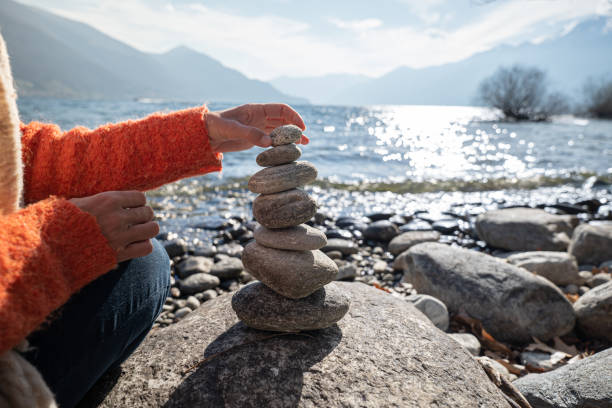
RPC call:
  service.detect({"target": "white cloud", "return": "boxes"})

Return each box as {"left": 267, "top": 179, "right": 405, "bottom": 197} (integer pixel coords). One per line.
{"left": 16, "top": 0, "right": 608, "bottom": 80}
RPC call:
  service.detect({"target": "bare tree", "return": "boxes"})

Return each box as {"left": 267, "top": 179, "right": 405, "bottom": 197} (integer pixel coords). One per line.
{"left": 478, "top": 65, "right": 568, "bottom": 121}
{"left": 583, "top": 77, "right": 612, "bottom": 119}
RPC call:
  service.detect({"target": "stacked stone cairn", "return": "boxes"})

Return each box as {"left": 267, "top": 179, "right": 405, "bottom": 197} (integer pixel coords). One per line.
{"left": 231, "top": 125, "right": 350, "bottom": 332}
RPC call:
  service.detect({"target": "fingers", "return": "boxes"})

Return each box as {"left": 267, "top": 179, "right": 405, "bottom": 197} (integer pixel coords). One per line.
{"left": 123, "top": 205, "right": 154, "bottom": 225}
{"left": 216, "top": 117, "right": 271, "bottom": 148}
{"left": 263, "top": 104, "right": 306, "bottom": 130}
{"left": 124, "top": 221, "right": 159, "bottom": 243}
{"left": 117, "top": 240, "right": 154, "bottom": 262}
{"left": 115, "top": 190, "right": 147, "bottom": 208}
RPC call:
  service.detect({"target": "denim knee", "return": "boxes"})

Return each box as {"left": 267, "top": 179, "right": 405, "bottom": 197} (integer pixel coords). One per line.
{"left": 130, "top": 238, "right": 171, "bottom": 312}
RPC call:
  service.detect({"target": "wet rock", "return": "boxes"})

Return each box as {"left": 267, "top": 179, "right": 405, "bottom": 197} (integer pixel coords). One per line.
{"left": 195, "top": 215, "right": 230, "bottom": 230}
{"left": 248, "top": 161, "right": 317, "bottom": 195}
{"left": 406, "top": 294, "right": 449, "bottom": 331}
{"left": 448, "top": 333, "right": 480, "bottom": 356}
{"left": 253, "top": 189, "right": 317, "bottom": 229}
{"left": 388, "top": 231, "right": 441, "bottom": 256}
{"left": 210, "top": 257, "right": 243, "bottom": 280}
{"left": 178, "top": 273, "right": 220, "bottom": 295}
{"left": 475, "top": 208, "right": 576, "bottom": 251}
{"left": 506, "top": 251, "right": 580, "bottom": 286}
{"left": 89, "top": 282, "right": 511, "bottom": 408}
{"left": 241, "top": 242, "right": 338, "bottom": 299}
{"left": 399, "top": 219, "right": 433, "bottom": 232}
{"left": 335, "top": 263, "right": 357, "bottom": 280}
{"left": 363, "top": 220, "right": 400, "bottom": 242}
{"left": 324, "top": 229, "right": 353, "bottom": 240}
{"left": 254, "top": 224, "right": 327, "bottom": 250}
{"left": 569, "top": 224, "right": 612, "bottom": 265}
{"left": 270, "top": 124, "right": 302, "bottom": 146}
{"left": 403, "top": 243, "right": 575, "bottom": 343}
{"left": 256, "top": 143, "right": 301, "bottom": 167}
{"left": 514, "top": 348, "right": 612, "bottom": 408}
{"left": 574, "top": 280, "right": 612, "bottom": 341}
{"left": 431, "top": 219, "right": 460, "bottom": 234}
{"left": 586, "top": 272, "right": 611, "bottom": 288}
{"left": 322, "top": 238, "right": 359, "bottom": 255}
{"left": 232, "top": 282, "right": 350, "bottom": 332}
{"left": 164, "top": 240, "right": 187, "bottom": 258}
{"left": 175, "top": 256, "right": 214, "bottom": 279}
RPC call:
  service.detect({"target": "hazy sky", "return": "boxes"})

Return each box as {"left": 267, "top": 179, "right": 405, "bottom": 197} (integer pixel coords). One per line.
{"left": 17, "top": 0, "right": 612, "bottom": 80}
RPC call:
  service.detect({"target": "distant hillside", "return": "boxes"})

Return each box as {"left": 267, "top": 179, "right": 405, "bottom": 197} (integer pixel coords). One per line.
{"left": 271, "top": 74, "right": 372, "bottom": 105}
{"left": 273, "top": 18, "right": 612, "bottom": 106}
{"left": 0, "top": 0, "right": 306, "bottom": 103}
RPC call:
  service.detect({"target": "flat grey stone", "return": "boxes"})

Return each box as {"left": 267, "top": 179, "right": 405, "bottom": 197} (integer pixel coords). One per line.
{"left": 403, "top": 243, "right": 575, "bottom": 343}
{"left": 270, "top": 124, "right": 302, "bottom": 146}
{"left": 248, "top": 161, "right": 317, "bottom": 195}
{"left": 335, "top": 263, "right": 357, "bottom": 280}
{"left": 175, "top": 256, "right": 214, "bottom": 279}
{"left": 322, "top": 238, "right": 359, "bottom": 255}
{"left": 253, "top": 189, "right": 317, "bottom": 229}
{"left": 256, "top": 143, "right": 301, "bottom": 167}
{"left": 363, "top": 220, "right": 400, "bottom": 242}
{"left": 586, "top": 272, "right": 611, "bottom": 288}
{"left": 475, "top": 208, "right": 576, "bottom": 251}
{"left": 178, "top": 273, "right": 220, "bottom": 295}
{"left": 254, "top": 224, "right": 327, "bottom": 250}
{"left": 87, "top": 282, "right": 511, "bottom": 408}
{"left": 232, "top": 282, "right": 350, "bottom": 332}
{"left": 574, "top": 280, "right": 612, "bottom": 341}
{"left": 407, "top": 294, "right": 449, "bottom": 331}
{"left": 388, "top": 231, "right": 440, "bottom": 255}
{"left": 506, "top": 251, "right": 580, "bottom": 286}
{"left": 514, "top": 348, "right": 612, "bottom": 408}
{"left": 210, "top": 257, "right": 243, "bottom": 280}
{"left": 241, "top": 242, "right": 338, "bottom": 299}
{"left": 519, "top": 351, "right": 566, "bottom": 370}
{"left": 569, "top": 224, "right": 612, "bottom": 265}
{"left": 448, "top": 333, "right": 481, "bottom": 356}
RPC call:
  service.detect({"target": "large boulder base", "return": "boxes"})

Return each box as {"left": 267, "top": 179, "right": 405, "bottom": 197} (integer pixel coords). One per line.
{"left": 573, "top": 280, "right": 612, "bottom": 342}
{"left": 568, "top": 223, "right": 612, "bottom": 265}
{"left": 403, "top": 243, "right": 575, "bottom": 343}
{"left": 87, "top": 282, "right": 511, "bottom": 407}
{"left": 475, "top": 208, "right": 576, "bottom": 251}
{"left": 514, "top": 348, "right": 612, "bottom": 408}
{"left": 506, "top": 251, "right": 580, "bottom": 286}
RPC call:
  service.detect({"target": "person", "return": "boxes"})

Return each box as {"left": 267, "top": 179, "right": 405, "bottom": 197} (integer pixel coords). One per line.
{"left": 0, "top": 33, "right": 307, "bottom": 408}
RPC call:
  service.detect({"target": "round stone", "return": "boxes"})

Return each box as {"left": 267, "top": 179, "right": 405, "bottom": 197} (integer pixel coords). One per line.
{"left": 256, "top": 144, "right": 301, "bottom": 167}
{"left": 241, "top": 242, "right": 338, "bottom": 299}
{"left": 254, "top": 224, "right": 327, "bottom": 250}
{"left": 248, "top": 161, "right": 317, "bottom": 195}
{"left": 270, "top": 124, "right": 302, "bottom": 146}
{"left": 178, "top": 273, "right": 220, "bottom": 295}
{"left": 253, "top": 188, "right": 317, "bottom": 229}
{"left": 231, "top": 281, "right": 350, "bottom": 332}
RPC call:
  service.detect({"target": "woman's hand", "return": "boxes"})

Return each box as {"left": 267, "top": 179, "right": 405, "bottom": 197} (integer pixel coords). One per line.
{"left": 70, "top": 191, "right": 159, "bottom": 262}
{"left": 206, "top": 103, "right": 308, "bottom": 153}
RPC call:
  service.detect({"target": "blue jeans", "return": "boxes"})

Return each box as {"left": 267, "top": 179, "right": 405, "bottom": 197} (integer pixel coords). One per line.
{"left": 23, "top": 239, "right": 170, "bottom": 408}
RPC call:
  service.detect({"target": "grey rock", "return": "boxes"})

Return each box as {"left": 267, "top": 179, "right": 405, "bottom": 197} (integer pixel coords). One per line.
{"left": 254, "top": 224, "right": 327, "bottom": 251}
{"left": 248, "top": 161, "right": 317, "bottom": 195}
{"left": 578, "top": 270, "right": 593, "bottom": 284}
{"left": 399, "top": 219, "right": 432, "bottom": 232}
{"left": 175, "top": 256, "right": 214, "bottom": 279}
{"left": 448, "top": 333, "right": 481, "bottom": 356}
{"left": 174, "top": 307, "right": 191, "bottom": 319}
{"left": 568, "top": 224, "right": 612, "bottom": 265}
{"left": 336, "top": 263, "right": 357, "bottom": 280}
{"left": 403, "top": 243, "right": 575, "bottom": 343}
{"left": 256, "top": 143, "right": 301, "bottom": 167}
{"left": 232, "top": 282, "right": 350, "bottom": 331}
{"left": 388, "top": 230, "right": 440, "bottom": 255}
{"left": 476, "top": 356, "right": 517, "bottom": 382}
{"left": 519, "top": 351, "right": 566, "bottom": 370}
{"left": 600, "top": 260, "right": 612, "bottom": 270}
{"left": 164, "top": 240, "right": 187, "bottom": 258}
{"left": 200, "top": 289, "right": 218, "bottom": 301}
{"left": 186, "top": 296, "right": 200, "bottom": 311}
{"left": 475, "top": 208, "right": 576, "bottom": 251}
{"left": 564, "top": 284, "right": 579, "bottom": 294}
{"left": 253, "top": 189, "right": 317, "bottom": 229}
{"left": 322, "top": 238, "right": 358, "bottom": 255}
{"left": 88, "top": 282, "right": 511, "bottom": 408}
{"left": 514, "top": 348, "right": 612, "bottom": 408}
{"left": 242, "top": 242, "right": 338, "bottom": 299}
{"left": 178, "top": 273, "right": 220, "bottom": 295}
{"left": 586, "top": 272, "right": 611, "bottom": 288}
{"left": 574, "top": 280, "right": 612, "bottom": 341}
{"left": 407, "top": 294, "right": 449, "bottom": 331}
{"left": 363, "top": 220, "right": 400, "bottom": 242}
{"left": 326, "top": 250, "right": 343, "bottom": 259}
{"left": 506, "top": 251, "right": 580, "bottom": 286}
{"left": 210, "top": 257, "right": 243, "bottom": 280}
{"left": 270, "top": 124, "right": 302, "bottom": 146}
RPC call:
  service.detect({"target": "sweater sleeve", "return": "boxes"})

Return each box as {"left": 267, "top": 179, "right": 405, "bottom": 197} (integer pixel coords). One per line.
{"left": 20, "top": 106, "right": 222, "bottom": 203}
{"left": 0, "top": 197, "right": 117, "bottom": 354}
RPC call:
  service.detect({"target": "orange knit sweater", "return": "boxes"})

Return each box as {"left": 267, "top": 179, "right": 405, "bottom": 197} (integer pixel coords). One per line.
{"left": 0, "top": 106, "right": 222, "bottom": 354}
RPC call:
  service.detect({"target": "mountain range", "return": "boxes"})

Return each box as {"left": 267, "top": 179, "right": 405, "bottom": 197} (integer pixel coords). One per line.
{"left": 1, "top": 0, "right": 611, "bottom": 106}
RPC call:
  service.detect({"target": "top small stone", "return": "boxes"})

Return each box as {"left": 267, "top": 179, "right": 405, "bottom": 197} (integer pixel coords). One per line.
{"left": 270, "top": 125, "right": 302, "bottom": 146}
